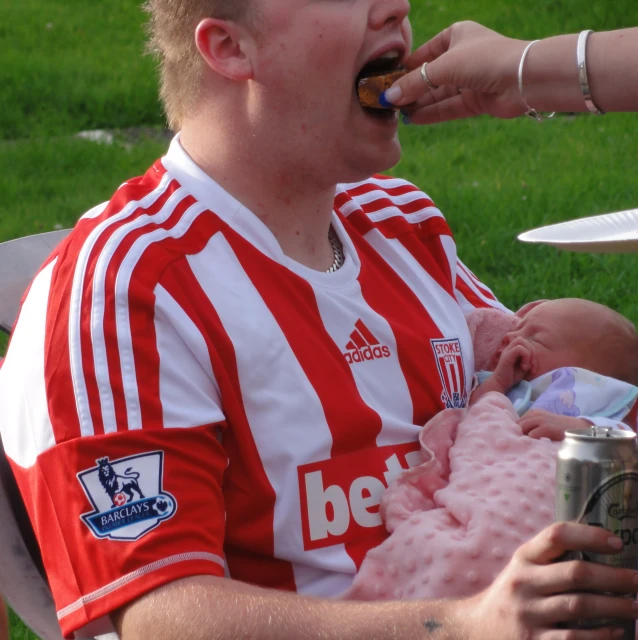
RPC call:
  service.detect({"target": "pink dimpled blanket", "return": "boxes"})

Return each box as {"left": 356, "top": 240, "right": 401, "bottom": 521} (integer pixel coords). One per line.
{"left": 346, "top": 392, "right": 558, "bottom": 601}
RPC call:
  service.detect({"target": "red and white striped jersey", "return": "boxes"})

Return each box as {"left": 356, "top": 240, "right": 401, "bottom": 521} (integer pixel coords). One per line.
{"left": 0, "top": 136, "right": 506, "bottom": 638}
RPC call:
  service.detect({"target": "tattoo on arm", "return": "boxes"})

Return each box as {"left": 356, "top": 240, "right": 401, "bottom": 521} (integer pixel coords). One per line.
{"left": 424, "top": 618, "right": 443, "bottom": 634}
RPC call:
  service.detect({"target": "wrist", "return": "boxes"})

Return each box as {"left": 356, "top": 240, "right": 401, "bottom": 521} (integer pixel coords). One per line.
{"left": 585, "top": 31, "right": 609, "bottom": 112}
{"left": 501, "top": 37, "right": 532, "bottom": 96}
{"left": 521, "top": 33, "right": 586, "bottom": 113}
{"left": 347, "top": 599, "right": 466, "bottom": 639}
{"left": 412, "top": 598, "right": 469, "bottom": 640}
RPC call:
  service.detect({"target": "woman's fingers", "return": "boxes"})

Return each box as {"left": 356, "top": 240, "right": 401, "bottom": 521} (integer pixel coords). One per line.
{"left": 402, "top": 87, "right": 522, "bottom": 124}
{"left": 381, "top": 30, "right": 459, "bottom": 107}
{"left": 403, "top": 94, "right": 479, "bottom": 125}
{"left": 408, "top": 83, "right": 463, "bottom": 109}
{"left": 517, "top": 522, "right": 623, "bottom": 566}
{"left": 383, "top": 21, "right": 533, "bottom": 121}
{"left": 529, "top": 560, "right": 638, "bottom": 597}
{"left": 405, "top": 21, "right": 498, "bottom": 70}
{"left": 383, "top": 66, "right": 441, "bottom": 107}
{"left": 404, "top": 26, "right": 453, "bottom": 69}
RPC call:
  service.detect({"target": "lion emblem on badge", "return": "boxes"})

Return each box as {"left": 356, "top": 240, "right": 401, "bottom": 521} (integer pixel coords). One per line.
{"left": 78, "top": 451, "right": 177, "bottom": 541}
{"left": 97, "top": 457, "right": 146, "bottom": 507}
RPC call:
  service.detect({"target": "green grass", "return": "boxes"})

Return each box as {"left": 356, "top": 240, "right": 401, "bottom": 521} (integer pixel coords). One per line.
{"left": 2, "top": 0, "right": 637, "bottom": 140}
{"left": 0, "top": 134, "right": 168, "bottom": 421}
{"left": 410, "top": 0, "right": 638, "bottom": 39}
{"left": 7, "top": 610, "right": 36, "bottom": 640}
{"left": 0, "top": 136, "right": 168, "bottom": 242}
{"left": 394, "top": 113, "right": 638, "bottom": 321}
{"left": 1, "top": 0, "right": 638, "bottom": 637}
{"left": 0, "top": 1, "right": 162, "bottom": 139}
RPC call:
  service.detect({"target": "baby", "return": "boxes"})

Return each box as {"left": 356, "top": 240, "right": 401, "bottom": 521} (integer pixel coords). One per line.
{"left": 346, "top": 298, "right": 638, "bottom": 604}
{"left": 472, "top": 297, "right": 638, "bottom": 435}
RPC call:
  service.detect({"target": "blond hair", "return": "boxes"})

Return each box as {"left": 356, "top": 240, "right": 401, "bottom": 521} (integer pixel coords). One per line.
{"left": 144, "top": 0, "right": 250, "bottom": 131}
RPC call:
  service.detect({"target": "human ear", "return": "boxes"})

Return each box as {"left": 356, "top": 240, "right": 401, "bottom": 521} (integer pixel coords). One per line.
{"left": 195, "top": 18, "right": 254, "bottom": 81}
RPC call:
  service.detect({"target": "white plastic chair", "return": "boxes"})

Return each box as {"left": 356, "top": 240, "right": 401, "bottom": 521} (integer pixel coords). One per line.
{"left": 0, "top": 230, "right": 69, "bottom": 639}
{"left": 0, "top": 230, "right": 70, "bottom": 335}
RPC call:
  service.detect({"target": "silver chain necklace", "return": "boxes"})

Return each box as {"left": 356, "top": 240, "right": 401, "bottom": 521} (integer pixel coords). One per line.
{"left": 326, "top": 226, "right": 344, "bottom": 273}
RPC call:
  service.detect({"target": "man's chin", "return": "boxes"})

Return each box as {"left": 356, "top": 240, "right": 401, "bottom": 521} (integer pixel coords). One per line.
{"left": 340, "top": 145, "right": 402, "bottom": 184}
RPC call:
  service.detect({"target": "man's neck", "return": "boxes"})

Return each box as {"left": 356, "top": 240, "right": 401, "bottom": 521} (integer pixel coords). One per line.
{"left": 180, "top": 123, "right": 338, "bottom": 271}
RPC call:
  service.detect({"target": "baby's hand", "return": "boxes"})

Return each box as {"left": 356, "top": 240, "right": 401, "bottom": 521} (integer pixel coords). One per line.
{"left": 518, "top": 410, "right": 589, "bottom": 441}
{"left": 492, "top": 337, "right": 535, "bottom": 390}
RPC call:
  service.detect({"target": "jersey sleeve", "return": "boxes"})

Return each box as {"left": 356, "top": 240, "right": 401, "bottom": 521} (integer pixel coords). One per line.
{"left": 0, "top": 256, "right": 229, "bottom": 638}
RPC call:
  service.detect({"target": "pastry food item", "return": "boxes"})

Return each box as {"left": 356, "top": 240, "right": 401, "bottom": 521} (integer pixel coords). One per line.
{"left": 357, "top": 68, "right": 407, "bottom": 110}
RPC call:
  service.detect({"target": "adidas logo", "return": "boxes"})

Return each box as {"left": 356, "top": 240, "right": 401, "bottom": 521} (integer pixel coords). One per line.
{"left": 344, "top": 320, "right": 391, "bottom": 365}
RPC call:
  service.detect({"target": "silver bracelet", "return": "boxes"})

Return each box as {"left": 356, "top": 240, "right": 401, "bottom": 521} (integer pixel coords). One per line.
{"left": 518, "top": 40, "right": 555, "bottom": 122}
{"left": 577, "top": 30, "right": 605, "bottom": 115}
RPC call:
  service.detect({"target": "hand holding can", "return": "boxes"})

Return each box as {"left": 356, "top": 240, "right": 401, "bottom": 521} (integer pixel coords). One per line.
{"left": 555, "top": 427, "right": 638, "bottom": 637}
{"left": 462, "top": 521, "right": 638, "bottom": 638}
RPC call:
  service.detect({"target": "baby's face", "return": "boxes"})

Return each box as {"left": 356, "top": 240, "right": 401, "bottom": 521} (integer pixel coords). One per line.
{"left": 492, "top": 300, "right": 606, "bottom": 379}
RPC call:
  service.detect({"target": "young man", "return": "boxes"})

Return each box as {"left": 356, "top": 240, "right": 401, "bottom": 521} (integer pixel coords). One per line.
{"left": 1, "top": 0, "right": 637, "bottom": 638}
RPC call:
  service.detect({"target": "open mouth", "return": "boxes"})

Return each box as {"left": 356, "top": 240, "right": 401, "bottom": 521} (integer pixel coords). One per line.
{"left": 356, "top": 50, "right": 406, "bottom": 117}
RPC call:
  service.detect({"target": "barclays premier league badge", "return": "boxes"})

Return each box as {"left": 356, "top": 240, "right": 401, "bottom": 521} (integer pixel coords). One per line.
{"left": 77, "top": 451, "right": 177, "bottom": 541}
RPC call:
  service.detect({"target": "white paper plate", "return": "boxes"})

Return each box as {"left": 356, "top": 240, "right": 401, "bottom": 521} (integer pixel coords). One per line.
{"left": 518, "top": 208, "right": 638, "bottom": 253}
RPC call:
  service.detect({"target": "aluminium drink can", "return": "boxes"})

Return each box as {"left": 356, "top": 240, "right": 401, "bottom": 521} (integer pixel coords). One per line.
{"left": 556, "top": 426, "right": 638, "bottom": 638}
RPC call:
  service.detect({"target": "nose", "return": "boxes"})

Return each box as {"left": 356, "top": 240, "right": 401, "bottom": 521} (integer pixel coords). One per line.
{"left": 369, "top": 0, "right": 411, "bottom": 30}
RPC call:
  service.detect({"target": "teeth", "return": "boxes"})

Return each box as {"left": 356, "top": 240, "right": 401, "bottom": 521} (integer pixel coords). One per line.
{"left": 379, "top": 50, "right": 400, "bottom": 59}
